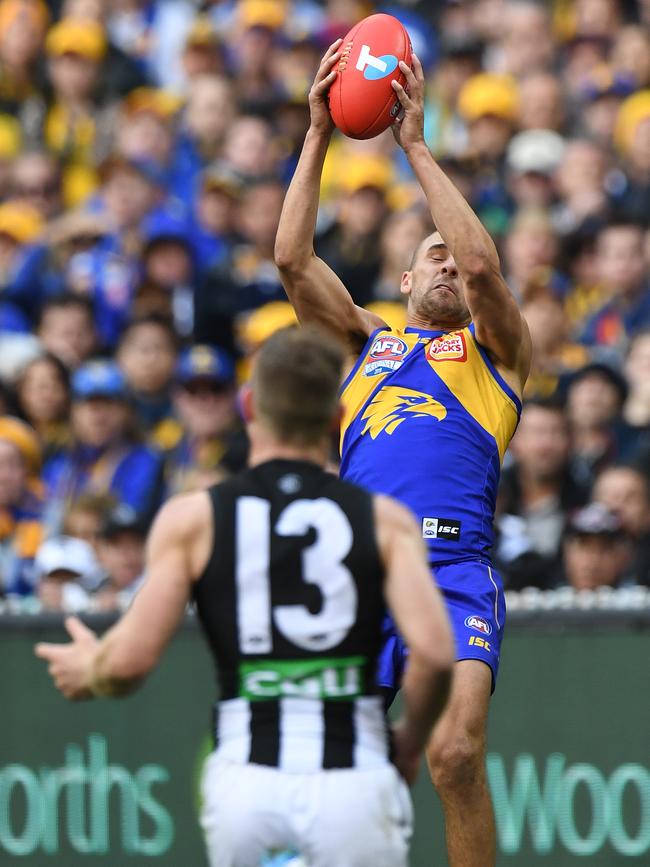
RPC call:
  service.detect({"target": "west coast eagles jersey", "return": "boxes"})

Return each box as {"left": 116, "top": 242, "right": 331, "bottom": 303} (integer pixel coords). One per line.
{"left": 339, "top": 325, "right": 521, "bottom": 565}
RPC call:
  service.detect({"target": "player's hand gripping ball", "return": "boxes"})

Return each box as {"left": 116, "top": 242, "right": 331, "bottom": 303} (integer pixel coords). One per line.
{"left": 328, "top": 13, "right": 412, "bottom": 140}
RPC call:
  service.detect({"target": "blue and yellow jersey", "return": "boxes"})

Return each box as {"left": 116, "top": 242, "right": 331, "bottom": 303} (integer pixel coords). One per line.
{"left": 340, "top": 325, "right": 521, "bottom": 566}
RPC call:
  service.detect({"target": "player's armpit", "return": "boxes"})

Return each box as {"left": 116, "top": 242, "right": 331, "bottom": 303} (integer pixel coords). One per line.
{"left": 90, "top": 492, "right": 213, "bottom": 695}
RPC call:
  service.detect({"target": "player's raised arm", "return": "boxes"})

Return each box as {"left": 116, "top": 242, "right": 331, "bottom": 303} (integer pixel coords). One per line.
{"left": 391, "top": 56, "right": 531, "bottom": 386}
{"left": 375, "top": 495, "right": 454, "bottom": 784}
{"left": 274, "top": 39, "right": 385, "bottom": 354}
{"left": 35, "top": 492, "right": 211, "bottom": 699}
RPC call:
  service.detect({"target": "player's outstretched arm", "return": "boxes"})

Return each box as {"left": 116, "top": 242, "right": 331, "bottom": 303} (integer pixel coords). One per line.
{"left": 274, "top": 38, "right": 385, "bottom": 354}
{"left": 375, "top": 495, "right": 454, "bottom": 784}
{"left": 392, "top": 56, "right": 531, "bottom": 386}
{"left": 35, "top": 492, "right": 211, "bottom": 700}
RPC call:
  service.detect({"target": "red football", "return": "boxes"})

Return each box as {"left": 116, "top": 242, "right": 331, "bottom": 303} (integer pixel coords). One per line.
{"left": 329, "top": 13, "right": 412, "bottom": 140}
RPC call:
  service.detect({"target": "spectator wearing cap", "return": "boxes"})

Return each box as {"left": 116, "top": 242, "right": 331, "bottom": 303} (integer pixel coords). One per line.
{"left": 611, "top": 25, "right": 650, "bottom": 91}
{"left": 37, "top": 293, "right": 97, "bottom": 370}
{"left": 34, "top": 534, "right": 98, "bottom": 611}
{"left": 0, "top": 0, "right": 49, "bottom": 115}
{"left": 577, "top": 65, "right": 637, "bottom": 148}
{"left": 116, "top": 315, "right": 179, "bottom": 447}
{"left": 236, "top": 300, "right": 297, "bottom": 382}
{"left": 180, "top": 14, "right": 226, "bottom": 86}
{"left": 593, "top": 464, "right": 650, "bottom": 587}
{"left": 115, "top": 87, "right": 181, "bottom": 172}
{"left": 561, "top": 502, "right": 632, "bottom": 590}
{"left": 168, "top": 74, "right": 235, "bottom": 206}
{"left": 505, "top": 129, "right": 566, "bottom": 212}
{"left": 190, "top": 162, "right": 241, "bottom": 273}
{"left": 139, "top": 212, "right": 196, "bottom": 337}
{"left": 566, "top": 362, "right": 639, "bottom": 487}
{"left": 165, "top": 345, "right": 245, "bottom": 495}
{"left": 497, "top": 397, "right": 590, "bottom": 590}
{"left": 42, "top": 359, "right": 164, "bottom": 533}
{"left": 0, "top": 415, "right": 45, "bottom": 596}
{"left": 41, "top": 17, "right": 115, "bottom": 208}
{"left": 580, "top": 219, "right": 650, "bottom": 356}
{"left": 196, "top": 178, "right": 287, "bottom": 352}
{"left": 611, "top": 89, "right": 650, "bottom": 222}
{"left": 15, "top": 352, "right": 71, "bottom": 461}
{"left": 457, "top": 73, "right": 519, "bottom": 165}
{"left": 0, "top": 200, "right": 43, "bottom": 320}
{"left": 231, "top": 0, "right": 287, "bottom": 115}
{"left": 314, "top": 155, "right": 393, "bottom": 307}
{"left": 93, "top": 504, "right": 146, "bottom": 611}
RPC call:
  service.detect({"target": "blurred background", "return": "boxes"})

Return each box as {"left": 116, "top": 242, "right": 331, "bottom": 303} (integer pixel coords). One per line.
{"left": 0, "top": 1, "right": 648, "bottom": 865}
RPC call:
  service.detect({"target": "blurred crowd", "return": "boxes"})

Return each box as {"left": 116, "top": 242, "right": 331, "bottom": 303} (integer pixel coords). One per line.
{"left": 0, "top": 0, "right": 648, "bottom": 610}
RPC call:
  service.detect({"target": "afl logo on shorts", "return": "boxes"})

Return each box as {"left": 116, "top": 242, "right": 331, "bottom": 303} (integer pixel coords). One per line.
{"left": 427, "top": 332, "right": 467, "bottom": 363}
{"left": 464, "top": 615, "right": 492, "bottom": 635}
{"left": 364, "top": 335, "right": 409, "bottom": 377}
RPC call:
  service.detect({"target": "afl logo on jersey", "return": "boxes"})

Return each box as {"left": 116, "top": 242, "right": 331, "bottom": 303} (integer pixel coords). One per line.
{"left": 427, "top": 332, "right": 467, "bottom": 363}
{"left": 363, "top": 335, "right": 409, "bottom": 377}
{"left": 464, "top": 615, "right": 492, "bottom": 635}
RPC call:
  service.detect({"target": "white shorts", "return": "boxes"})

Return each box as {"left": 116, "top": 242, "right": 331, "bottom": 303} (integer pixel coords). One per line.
{"left": 200, "top": 753, "right": 413, "bottom": 867}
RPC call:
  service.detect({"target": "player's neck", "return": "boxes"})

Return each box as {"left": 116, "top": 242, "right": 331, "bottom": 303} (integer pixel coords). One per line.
{"left": 406, "top": 311, "right": 471, "bottom": 332}
{"left": 248, "top": 429, "right": 329, "bottom": 469}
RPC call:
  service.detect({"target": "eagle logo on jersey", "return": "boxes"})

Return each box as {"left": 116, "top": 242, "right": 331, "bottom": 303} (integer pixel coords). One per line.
{"left": 360, "top": 386, "right": 447, "bottom": 438}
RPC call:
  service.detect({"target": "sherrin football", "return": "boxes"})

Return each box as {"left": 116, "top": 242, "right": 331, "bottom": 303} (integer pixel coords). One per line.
{"left": 329, "top": 13, "right": 412, "bottom": 140}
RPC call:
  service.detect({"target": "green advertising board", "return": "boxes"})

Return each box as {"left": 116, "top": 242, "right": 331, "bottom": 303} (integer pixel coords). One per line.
{"left": 1, "top": 615, "right": 648, "bottom": 865}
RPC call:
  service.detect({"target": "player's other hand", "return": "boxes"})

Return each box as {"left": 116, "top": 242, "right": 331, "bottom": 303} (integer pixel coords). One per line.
{"left": 391, "top": 53, "right": 425, "bottom": 152}
{"left": 308, "top": 38, "right": 341, "bottom": 137}
{"left": 35, "top": 616, "right": 99, "bottom": 700}
{"left": 391, "top": 721, "right": 422, "bottom": 786}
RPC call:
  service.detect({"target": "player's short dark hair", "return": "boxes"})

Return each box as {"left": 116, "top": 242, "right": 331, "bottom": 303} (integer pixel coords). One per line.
{"left": 253, "top": 326, "right": 345, "bottom": 445}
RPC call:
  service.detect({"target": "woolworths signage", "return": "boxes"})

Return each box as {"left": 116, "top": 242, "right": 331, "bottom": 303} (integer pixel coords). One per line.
{"left": 1, "top": 740, "right": 648, "bottom": 860}
{"left": 1, "top": 616, "right": 648, "bottom": 864}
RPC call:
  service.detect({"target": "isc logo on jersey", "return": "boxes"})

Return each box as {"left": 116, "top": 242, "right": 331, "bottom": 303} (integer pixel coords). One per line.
{"left": 464, "top": 615, "right": 492, "bottom": 635}
{"left": 427, "top": 332, "right": 467, "bottom": 363}
{"left": 364, "top": 335, "right": 409, "bottom": 376}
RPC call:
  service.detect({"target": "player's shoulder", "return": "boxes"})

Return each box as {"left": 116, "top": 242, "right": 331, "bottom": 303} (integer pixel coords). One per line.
{"left": 152, "top": 490, "right": 212, "bottom": 542}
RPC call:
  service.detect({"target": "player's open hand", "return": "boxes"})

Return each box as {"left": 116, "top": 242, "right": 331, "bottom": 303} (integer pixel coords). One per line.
{"left": 308, "top": 38, "right": 341, "bottom": 136}
{"left": 391, "top": 53, "right": 425, "bottom": 152}
{"left": 35, "top": 616, "right": 99, "bottom": 700}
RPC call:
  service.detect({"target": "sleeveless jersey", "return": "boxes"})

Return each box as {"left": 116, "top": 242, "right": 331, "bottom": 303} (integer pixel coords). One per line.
{"left": 193, "top": 459, "right": 389, "bottom": 772}
{"left": 340, "top": 325, "right": 521, "bottom": 566}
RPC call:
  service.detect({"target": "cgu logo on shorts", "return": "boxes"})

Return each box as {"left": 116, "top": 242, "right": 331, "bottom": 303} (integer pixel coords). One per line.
{"left": 364, "top": 335, "right": 409, "bottom": 377}
{"left": 465, "top": 615, "right": 492, "bottom": 635}
{"left": 356, "top": 45, "right": 399, "bottom": 80}
{"left": 427, "top": 332, "right": 467, "bottom": 363}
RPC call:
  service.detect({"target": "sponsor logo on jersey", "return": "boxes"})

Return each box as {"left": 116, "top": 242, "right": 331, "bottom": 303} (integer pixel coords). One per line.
{"left": 363, "top": 335, "right": 409, "bottom": 377}
{"left": 361, "top": 386, "right": 446, "bottom": 437}
{"left": 422, "top": 517, "right": 461, "bottom": 540}
{"left": 356, "top": 44, "right": 399, "bottom": 80}
{"left": 240, "top": 656, "right": 365, "bottom": 701}
{"left": 427, "top": 331, "right": 467, "bottom": 363}
{"left": 465, "top": 615, "right": 492, "bottom": 635}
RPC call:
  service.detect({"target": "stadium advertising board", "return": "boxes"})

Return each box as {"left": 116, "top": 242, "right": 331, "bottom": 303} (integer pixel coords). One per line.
{"left": 2, "top": 618, "right": 648, "bottom": 865}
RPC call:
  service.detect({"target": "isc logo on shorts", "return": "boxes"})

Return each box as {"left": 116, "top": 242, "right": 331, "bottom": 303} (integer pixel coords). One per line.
{"left": 464, "top": 615, "right": 492, "bottom": 635}
{"left": 427, "top": 332, "right": 467, "bottom": 363}
{"left": 422, "top": 517, "right": 461, "bottom": 540}
{"left": 364, "top": 336, "right": 409, "bottom": 377}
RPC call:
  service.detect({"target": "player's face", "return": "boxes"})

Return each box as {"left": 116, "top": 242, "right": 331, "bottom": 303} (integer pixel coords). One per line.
{"left": 402, "top": 232, "right": 471, "bottom": 326}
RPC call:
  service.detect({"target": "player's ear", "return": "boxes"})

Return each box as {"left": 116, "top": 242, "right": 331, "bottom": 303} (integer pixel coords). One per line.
{"left": 238, "top": 384, "right": 255, "bottom": 423}
{"left": 330, "top": 401, "right": 344, "bottom": 433}
{"left": 400, "top": 270, "right": 412, "bottom": 297}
